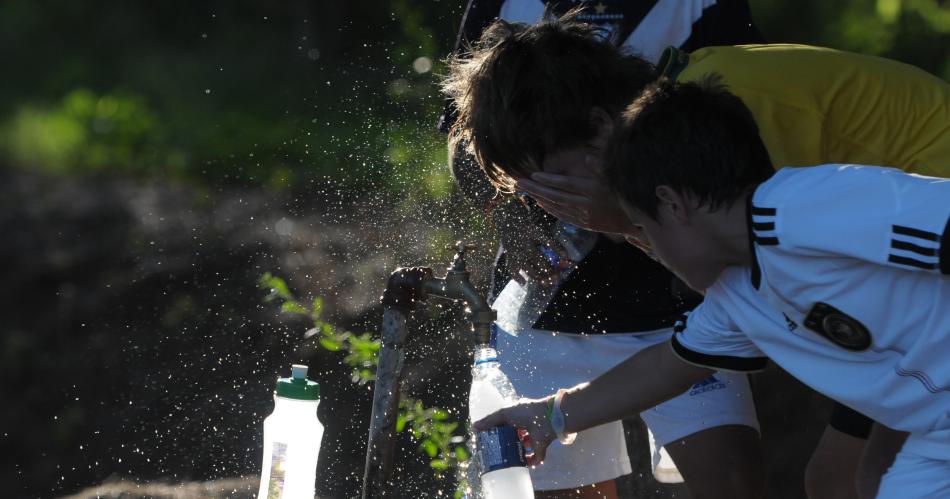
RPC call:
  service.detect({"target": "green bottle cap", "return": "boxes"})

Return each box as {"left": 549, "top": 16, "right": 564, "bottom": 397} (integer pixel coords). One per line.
{"left": 275, "top": 364, "right": 320, "bottom": 400}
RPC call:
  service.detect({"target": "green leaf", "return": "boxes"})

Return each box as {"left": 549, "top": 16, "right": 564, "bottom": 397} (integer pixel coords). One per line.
{"left": 422, "top": 439, "right": 439, "bottom": 457}
{"left": 263, "top": 274, "right": 293, "bottom": 300}
{"left": 318, "top": 337, "right": 343, "bottom": 352}
{"left": 429, "top": 458, "right": 449, "bottom": 470}
{"left": 280, "top": 301, "right": 309, "bottom": 315}
{"left": 396, "top": 414, "right": 407, "bottom": 433}
{"left": 311, "top": 296, "right": 323, "bottom": 319}
{"left": 454, "top": 446, "right": 468, "bottom": 462}
{"left": 258, "top": 272, "right": 274, "bottom": 289}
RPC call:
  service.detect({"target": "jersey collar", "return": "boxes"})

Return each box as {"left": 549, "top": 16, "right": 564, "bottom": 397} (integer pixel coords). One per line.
{"left": 657, "top": 46, "right": 689, "bottom": 81}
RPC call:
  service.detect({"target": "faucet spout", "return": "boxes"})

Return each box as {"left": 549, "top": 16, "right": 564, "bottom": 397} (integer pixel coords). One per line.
{"left": 380, "top": 246, "right": 496, "bottom": 345}
{"left": 421, "top": 242, "right": 496, "bottom": 345}
{"left": 362, "top": 243, "right": 496, "bottom": 497}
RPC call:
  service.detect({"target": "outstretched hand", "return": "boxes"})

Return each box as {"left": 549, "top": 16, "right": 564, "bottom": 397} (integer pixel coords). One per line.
{"left": 472, "top": 397, "right": 556, "bottom": 466}
{"left": 516, "top": 172, "right": 631, "bottom": 235}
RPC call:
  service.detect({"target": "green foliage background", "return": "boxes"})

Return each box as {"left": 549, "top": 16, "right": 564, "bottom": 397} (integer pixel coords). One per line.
{"left": 0, "top": 0, "right": 945, "bottom": 200}
{"left": 0, "top": 0, "right": 462, "bottom": 199}
{"left": 0, "top": 1, "right": 945, "bottom": 496}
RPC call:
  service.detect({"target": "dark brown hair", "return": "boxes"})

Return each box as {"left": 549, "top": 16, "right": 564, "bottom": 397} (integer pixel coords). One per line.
{"left": 604, "top": 76, "right": 774, "bottom": 219}
{"left": 442, "top": 11, "right": 656, "bottom": 192}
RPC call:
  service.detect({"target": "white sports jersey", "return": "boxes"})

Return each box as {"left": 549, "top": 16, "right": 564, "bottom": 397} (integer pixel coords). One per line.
{"left": 499, "top": 0, "right": 718, "bottom": 63}
{"left": 672, "top": 165, "right": 950, "bottom": 458}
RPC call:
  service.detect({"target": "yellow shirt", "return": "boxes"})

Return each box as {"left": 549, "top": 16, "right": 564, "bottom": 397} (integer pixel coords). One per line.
{"left": 660, "top": 44, "right": 950, "bottom": 177}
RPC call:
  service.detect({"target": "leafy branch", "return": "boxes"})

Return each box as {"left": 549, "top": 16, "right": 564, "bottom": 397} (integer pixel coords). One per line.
{"left": 259, "top": 272, "right": 470, "bottom": 484}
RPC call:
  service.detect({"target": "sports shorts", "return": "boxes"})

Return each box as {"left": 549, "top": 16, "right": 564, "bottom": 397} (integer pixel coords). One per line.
{"left": 494, "top": 326, "right": 760, "bottom": 491}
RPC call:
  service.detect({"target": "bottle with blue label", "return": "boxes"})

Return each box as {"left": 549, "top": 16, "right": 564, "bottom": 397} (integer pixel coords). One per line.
{"left": 468, "top": 345, "right": 534, "bottom": 499}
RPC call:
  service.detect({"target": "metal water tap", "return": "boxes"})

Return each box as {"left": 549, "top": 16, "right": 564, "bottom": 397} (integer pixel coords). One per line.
{"left": 421, "top": 242, "right": 496, "bottom": 345}
{"left": 378, "top": 241, "right": 496, "bottom": 344}
{"left": 363, "top": 241, "right": 498, "bottom": 497}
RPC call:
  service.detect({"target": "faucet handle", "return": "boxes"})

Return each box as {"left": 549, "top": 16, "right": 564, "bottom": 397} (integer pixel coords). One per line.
{"left": 446, "top": 241, "right": 478, "bottom": 254}
{"left": 446, "top": 241, "right": 478, "bottom": 271}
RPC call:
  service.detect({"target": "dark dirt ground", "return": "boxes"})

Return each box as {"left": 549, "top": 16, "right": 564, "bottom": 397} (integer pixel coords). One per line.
{"left": 4, "top": 170, "right": 832, "bottom": 499}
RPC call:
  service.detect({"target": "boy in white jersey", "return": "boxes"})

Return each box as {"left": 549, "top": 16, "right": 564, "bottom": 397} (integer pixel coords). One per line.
{"left": 472, "top": 79, "right": 950, "bottom": 498}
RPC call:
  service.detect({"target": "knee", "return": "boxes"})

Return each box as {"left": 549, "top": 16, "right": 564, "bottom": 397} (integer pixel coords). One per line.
{"left": 724, "top": 468, "right": 766, "bottom": 499}
{"left": 805, "top": 448, "right": 858, "bottom": 499}
{"left": 805, "top": 453, "right": 839, "bottom": 499}
{"left": 691, "top": 451, "right": 766, "bottom": 499}
{"left": 854, "top": 464, "right": 881, "bottom": 499}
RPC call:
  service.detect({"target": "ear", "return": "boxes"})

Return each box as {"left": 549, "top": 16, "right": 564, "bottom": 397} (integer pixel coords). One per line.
{"left": 655, "top": 186, "right": 690, "bottom": 224}
{"left": 589, "top": 107, "right": 614, "bottom": 148}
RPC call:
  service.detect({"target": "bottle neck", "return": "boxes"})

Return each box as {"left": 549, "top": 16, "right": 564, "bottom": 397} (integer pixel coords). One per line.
{"left": 473, "top": 345, "right": 498, "bottom": 366}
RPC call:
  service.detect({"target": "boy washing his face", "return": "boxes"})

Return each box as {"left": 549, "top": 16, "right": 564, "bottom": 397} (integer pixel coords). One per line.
{"left": 473, "top": 78, "right": 950, "bottom": 499}
{"left": 445, "top": 13, "right": 950, "bottom": 497}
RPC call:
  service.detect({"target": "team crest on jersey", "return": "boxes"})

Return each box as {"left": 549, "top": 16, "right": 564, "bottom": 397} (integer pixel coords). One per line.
{"left": 803, "top": 302, "right": 872, "bottom": 351}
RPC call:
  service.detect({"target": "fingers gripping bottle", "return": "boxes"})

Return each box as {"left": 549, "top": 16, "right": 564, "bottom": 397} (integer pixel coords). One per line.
{"left": 469, "top": 345, "right": 534, "bottom": 499}
{"left": 258, "top": 364, "right": 324, "bottom": 499}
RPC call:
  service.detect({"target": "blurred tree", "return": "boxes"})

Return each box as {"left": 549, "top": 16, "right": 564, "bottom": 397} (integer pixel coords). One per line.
{"left": 749, "top": 0, "right": 949, "bottom": 79}
{"left": 0, "top": 0, "right": 463, "bottom": 198}
{"left": 0, "top": 1, "right": 944, "bottom": 194}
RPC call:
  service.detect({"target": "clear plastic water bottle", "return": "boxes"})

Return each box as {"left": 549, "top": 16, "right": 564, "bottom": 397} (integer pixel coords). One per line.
{"left": 469, "top": 346, "right": 534, "bottom": 499}
{"left": 553, "top": 221, "right": 598, "bottom": 264}
{"left": 494, "top": 222, "right": 598, "bottom": 336}
{"left": 258, "top": 364, "right": 324, "bottom": 499}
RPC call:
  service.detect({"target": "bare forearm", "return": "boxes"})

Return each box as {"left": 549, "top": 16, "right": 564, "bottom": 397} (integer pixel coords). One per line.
{"left": 560, "top": 341, "right": 712, "bottom": 433}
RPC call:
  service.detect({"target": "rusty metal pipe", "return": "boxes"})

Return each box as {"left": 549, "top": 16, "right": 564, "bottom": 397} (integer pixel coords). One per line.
{"left": 361, "top": 244, "right": 495, "bottom": 497}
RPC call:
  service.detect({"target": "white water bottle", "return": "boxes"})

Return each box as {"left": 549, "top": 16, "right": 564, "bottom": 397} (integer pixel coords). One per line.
{"left": 469, "top": 346, "right": 535, "bottom": 499}
{"left": 258, "top": 364, "right": 324, "bottom": 499}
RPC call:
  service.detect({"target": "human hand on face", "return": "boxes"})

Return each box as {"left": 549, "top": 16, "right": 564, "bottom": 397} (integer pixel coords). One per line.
{"left": 472, "top": 397, "right": 555, "bottom": 467}
{"left": 516, "top": 171, "right": 632, "bottom": 234}
{"left": 517, "top": 139, "right": 632, "bottom": 234}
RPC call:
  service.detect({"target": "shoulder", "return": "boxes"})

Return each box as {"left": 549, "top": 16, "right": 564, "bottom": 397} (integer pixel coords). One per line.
{"left": 752, "top": 165, "right": 950, "bottom": 271}
{"left": 753, "top": 164, "right": 943, "bottom": 212}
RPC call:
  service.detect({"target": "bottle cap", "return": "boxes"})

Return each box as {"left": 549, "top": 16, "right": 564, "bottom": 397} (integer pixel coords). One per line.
{"left": 275, "top": 364, "right": 320, "bottom": 400}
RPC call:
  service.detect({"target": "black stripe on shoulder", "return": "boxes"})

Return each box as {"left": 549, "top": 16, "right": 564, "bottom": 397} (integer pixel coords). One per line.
{"left": 755, "top": 236, "right": 780, "bottom": 246}
{"left": 612, "top": 0, "right": 660, "bottom": 47}
{"left": 670, "top": 335, "right": 769, "bottom": 373}
{"left": 746, "top": 194, "right": 763, "bottom": 289}
{"left": 890, "top": 239, "right": 937, "bottom": 257}
{"left": 751, "top": 206, "right": 776, "bottom": 216}
{"left": 940, "top": 214, "right": 949, "bottom": 275}
{"left": 752, "top": 221, "right": 775, "bottom": 231}
{"left": 888, "top": 254, "right": 937, "bottom": 270}
{"left": 679, "top": 0, "right": 766, "bottom": 52}
{"left": 893, "top": 225, "right": 939, "bottom": 242}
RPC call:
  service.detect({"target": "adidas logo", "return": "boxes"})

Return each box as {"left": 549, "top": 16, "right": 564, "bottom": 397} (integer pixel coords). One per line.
{"left": 689, "top": 375, "right": 727, "bottom": 396}
{"left": 783, "top": 313, "right": 799, "bottom": 332}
